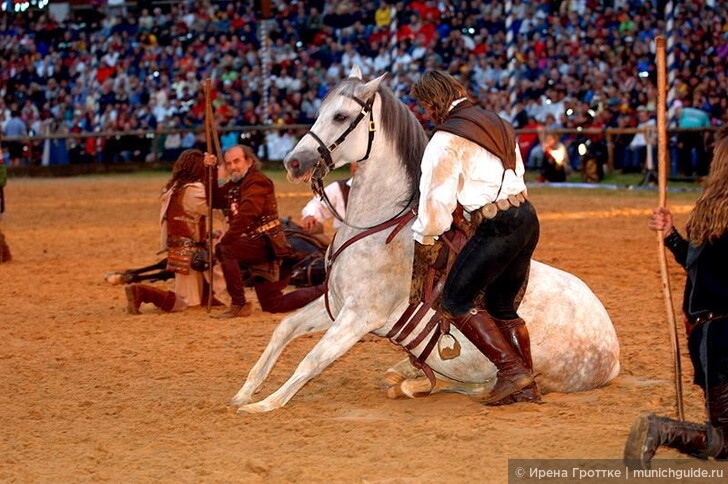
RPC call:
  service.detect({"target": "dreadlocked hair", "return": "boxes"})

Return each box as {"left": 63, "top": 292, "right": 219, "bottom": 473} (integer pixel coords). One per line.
{"left": 165, "top": 149, "right": 206, "bottom": 191}
{"left": 410, "top": 70, "right": 470, "bottom": 125}
{"left": 685, "top": 125, "right": 728, "bottom": 246}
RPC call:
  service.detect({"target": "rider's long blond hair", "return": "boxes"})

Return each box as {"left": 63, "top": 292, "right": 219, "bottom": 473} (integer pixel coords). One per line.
{"left": 686, "top": 126, "right": 728, "bottom": 245}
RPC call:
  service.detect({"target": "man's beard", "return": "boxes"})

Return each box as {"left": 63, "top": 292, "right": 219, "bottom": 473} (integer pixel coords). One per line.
{"left": 230, "top": 172, "right": 245, "bottom": 183}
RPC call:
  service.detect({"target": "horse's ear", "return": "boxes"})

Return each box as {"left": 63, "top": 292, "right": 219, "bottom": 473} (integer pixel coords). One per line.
{"left": 360, "top": 73, "right": 387, "bottom": 98}
{"left": 348, "top": 65, "right": 363, "bottom": 80}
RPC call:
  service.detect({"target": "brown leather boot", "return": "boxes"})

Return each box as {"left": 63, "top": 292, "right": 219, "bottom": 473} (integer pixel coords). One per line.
{"left": 212, "top": 302, "right": 253, "bottom": 319}
{"left": 707, "top": 382, "right": 728, "bottom": 459}
{"left": 492, "top": 316, "right": 542, "bottom": 404}
{"left": 624, "top": 413, "right": 711, "bottom": 469}
{"left": 450, "top": 309, "right": 534, "bottom": 405}
{"left": 125, "top": 284, "right": 176, "bottom": 314}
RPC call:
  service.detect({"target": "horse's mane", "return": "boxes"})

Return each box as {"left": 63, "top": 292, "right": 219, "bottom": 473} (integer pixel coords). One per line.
{"left": 334, "top": 79, "right": 427, "bottom": 202}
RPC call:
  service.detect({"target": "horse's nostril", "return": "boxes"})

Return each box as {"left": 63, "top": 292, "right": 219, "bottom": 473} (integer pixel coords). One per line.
{"left": 290, "top": 159, "right": 300, "bottom": 169}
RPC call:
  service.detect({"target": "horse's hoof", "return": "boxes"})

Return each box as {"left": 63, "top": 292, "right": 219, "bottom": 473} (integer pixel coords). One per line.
{"left": 380, "top": 371, "right": 406, "bottom": 388}
{"left": 230, "top": 394, "right": 251, "bottom": 406}
{"left": 104, "top": 272, "right": 124, "bottom": 285}
{"left": 237, "top": 402, "right": 273, "bottom": 414}
{"left": 387, "top": 383, "right": 407, "bottom": 399}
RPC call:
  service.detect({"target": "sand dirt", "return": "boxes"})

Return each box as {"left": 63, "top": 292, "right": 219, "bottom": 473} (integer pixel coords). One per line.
{"left": 0, "top": 174, "right": 713, "bottom": 483}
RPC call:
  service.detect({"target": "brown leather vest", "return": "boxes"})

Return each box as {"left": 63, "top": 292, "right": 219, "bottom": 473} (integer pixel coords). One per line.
{"left": 166, "top": 186, "right": 205, "bottom": 247}
{"left": 433, "top": 100, "right": 517, "bottom": 171}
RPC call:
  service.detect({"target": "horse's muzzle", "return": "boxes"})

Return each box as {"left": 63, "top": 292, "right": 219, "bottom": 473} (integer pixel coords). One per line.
{"left": 284, "top": 150, "right": 320, "bottom": 183}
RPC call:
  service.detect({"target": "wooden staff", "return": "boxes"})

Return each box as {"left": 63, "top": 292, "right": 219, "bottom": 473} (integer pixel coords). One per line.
{"left": 203, "top": 79, "right": 217, "bottom": 312}
{"left": 655, "top": 36, "right": 684, "bottom": 421}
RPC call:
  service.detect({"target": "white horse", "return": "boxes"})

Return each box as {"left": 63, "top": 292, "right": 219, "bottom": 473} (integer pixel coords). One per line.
{"left": 232, "top": 68, "right": 620, "bottom": 413}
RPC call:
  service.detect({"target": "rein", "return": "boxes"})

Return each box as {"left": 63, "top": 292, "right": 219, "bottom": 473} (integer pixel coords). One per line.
{"left": 304, "top": 88, "right": 419, "bottom": 322}
{"left": 322, "top": 208, "right": 416, "bottom": 321}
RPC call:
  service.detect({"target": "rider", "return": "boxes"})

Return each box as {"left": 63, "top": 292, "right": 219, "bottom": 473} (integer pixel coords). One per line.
{"left": 410, "top": 71, "right": 540, "bottom": 405}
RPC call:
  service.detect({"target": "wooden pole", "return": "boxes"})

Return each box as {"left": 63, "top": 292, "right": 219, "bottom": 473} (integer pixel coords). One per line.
{"left": 204, "top": 80, "right": 214, "bottom": 313}
{"left": 655, "top": 36, "right": 684, "bottom": 421}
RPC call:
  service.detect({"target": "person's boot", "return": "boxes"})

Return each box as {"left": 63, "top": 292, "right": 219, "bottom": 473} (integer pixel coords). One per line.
{"left": 105, "top": 271, "right": 134, "bottom": 286}
{"left": 212, "top": 302, "right": 253, "bottom": 319}
{"left": 706, "top": 382, "right": 728, "bottom": 459}
{"left": 125, "top": 284, "right": 176, "bottom": 314}
{"left": 0, "top": 230, "right": 11, "bottom": 262}
{"left": 492, "top": 316, "right": 542, "bottom": 404}
{"left": 449, "top": 309, "right": 534, "bottom": 405}
{"left": 624, "top": 414, "right": 710, "bottom": 469}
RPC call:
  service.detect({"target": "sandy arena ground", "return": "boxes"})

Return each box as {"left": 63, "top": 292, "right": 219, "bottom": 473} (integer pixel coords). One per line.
{"left": 0, "top": 173, "right": 717, "bottom": 483}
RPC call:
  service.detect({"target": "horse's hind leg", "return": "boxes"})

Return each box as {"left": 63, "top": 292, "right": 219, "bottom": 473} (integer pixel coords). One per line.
{"left": 387, "top": 376, "right": 489, "bottom": 399}
{"left": 381, "top": 357, "right": 424, "bottom": 387}
{"left": 230, "top": 296, "right": 331, "bottom": 406}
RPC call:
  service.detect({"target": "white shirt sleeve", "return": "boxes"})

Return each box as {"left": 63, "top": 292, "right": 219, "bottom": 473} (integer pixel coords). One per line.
{"left": 411, "top": 132, "right": 526, "bottom": 245}
{"left": 301, "top": 180, "right": 345, "bottom": 225}
{"left": 412, "top": 132, "right": 462, "bottom": 245}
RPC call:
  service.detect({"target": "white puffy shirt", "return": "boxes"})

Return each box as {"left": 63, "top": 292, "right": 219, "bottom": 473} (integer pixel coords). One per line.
{"left": 301, "top": 178, "right": 351, "bottom": 229}
{"left": 412, "top": 131, "right": 527, "bottom": 245}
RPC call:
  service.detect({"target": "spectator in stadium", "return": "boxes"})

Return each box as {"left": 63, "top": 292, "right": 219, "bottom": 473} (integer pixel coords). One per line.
{"left": 3, "top": 111, "right": 27, "bottom": 167}
{"left": 625, "top": 107, "right": 656, "bottom": 174}
{"left": 1, "top": 0, "right": 726, "bottom": 171}
{"left": 0, "top": 137, "right": 11, "bottom": 262}
{"left": 677, "top": 96, "right": 712, "bottom": 178}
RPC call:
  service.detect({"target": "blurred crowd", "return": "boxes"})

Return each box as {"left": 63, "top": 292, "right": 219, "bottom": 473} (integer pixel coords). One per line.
{"left": 1, "top": 0, "right": 726, "bottom": 176}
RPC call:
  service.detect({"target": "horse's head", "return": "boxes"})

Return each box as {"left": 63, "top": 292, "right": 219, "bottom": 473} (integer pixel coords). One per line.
{"left": 284, "top": 66, "right": 386, "bottom": 183}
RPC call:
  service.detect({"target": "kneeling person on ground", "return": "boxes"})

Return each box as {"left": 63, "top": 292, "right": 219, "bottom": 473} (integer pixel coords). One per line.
{"left": 203, "top": 145, "right": 291, "bottom": 319}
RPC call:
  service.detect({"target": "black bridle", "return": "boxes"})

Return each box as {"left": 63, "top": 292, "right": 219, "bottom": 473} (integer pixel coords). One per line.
{"left": 303, "top": 92, "right": 376, "bottom": 179}
{"left": 303, "top": 91, "right": 414, "bottom": 230}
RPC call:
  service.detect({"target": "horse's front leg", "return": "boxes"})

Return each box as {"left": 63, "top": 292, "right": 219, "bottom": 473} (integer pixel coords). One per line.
{"left": 230, "top": 296, "right": 331, "bottom": 406}
{"left": 237, "top": 303, "right": 372, "bottom": 413}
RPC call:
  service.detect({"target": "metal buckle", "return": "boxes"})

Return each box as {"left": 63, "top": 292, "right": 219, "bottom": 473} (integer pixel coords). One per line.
{"left": 369, "top": 121, "right": 376, "bottom": 132}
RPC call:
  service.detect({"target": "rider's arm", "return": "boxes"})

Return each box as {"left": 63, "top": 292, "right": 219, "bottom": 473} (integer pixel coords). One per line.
{"left": 412, "top": 132, "right": 462, "bottom": 245}
{"left": 300, "top": 180, "right": 344, "bottom": 223}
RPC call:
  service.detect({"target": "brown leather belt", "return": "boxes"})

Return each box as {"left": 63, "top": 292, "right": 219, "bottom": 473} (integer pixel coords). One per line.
{"left": 470, "top": 190, "right": 527, "bottom": 224}
{"left": 242, "top": 219, "right": 283, "bottom": 239}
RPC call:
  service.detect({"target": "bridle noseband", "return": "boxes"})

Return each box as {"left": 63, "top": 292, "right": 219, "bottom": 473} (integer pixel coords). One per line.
{"left": 301, "top": 89, "right": 415, "bottom": 231}
{"left": 302, "top": 92, "right": 377, "bottom": 181}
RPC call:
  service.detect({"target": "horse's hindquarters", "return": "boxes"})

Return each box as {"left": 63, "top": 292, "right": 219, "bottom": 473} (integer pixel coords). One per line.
{"left": 414, "top": 260, "right": 619, "bottom": 394}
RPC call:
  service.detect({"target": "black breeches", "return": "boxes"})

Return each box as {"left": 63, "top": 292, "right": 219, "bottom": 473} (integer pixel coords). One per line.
{"left": 441, "top": 201, "right": 540, "bottom": 320}
{"left": 688, "top": 317, "right": 728, "bottom": 389}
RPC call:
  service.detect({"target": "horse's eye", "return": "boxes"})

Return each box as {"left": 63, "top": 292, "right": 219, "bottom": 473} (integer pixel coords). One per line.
{"left": 333, "top": 113, "right": 348, "bottom": 123}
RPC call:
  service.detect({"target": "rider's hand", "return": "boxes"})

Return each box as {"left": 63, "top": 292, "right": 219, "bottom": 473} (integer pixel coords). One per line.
{"left": 203, "top": 152, "right": 217, "bottom": 167}
{"left": 648, "top": 207, "right": 674, "bottom": 237}
{"left": 301, "top": 216, "right": 319, "bottom": 231}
